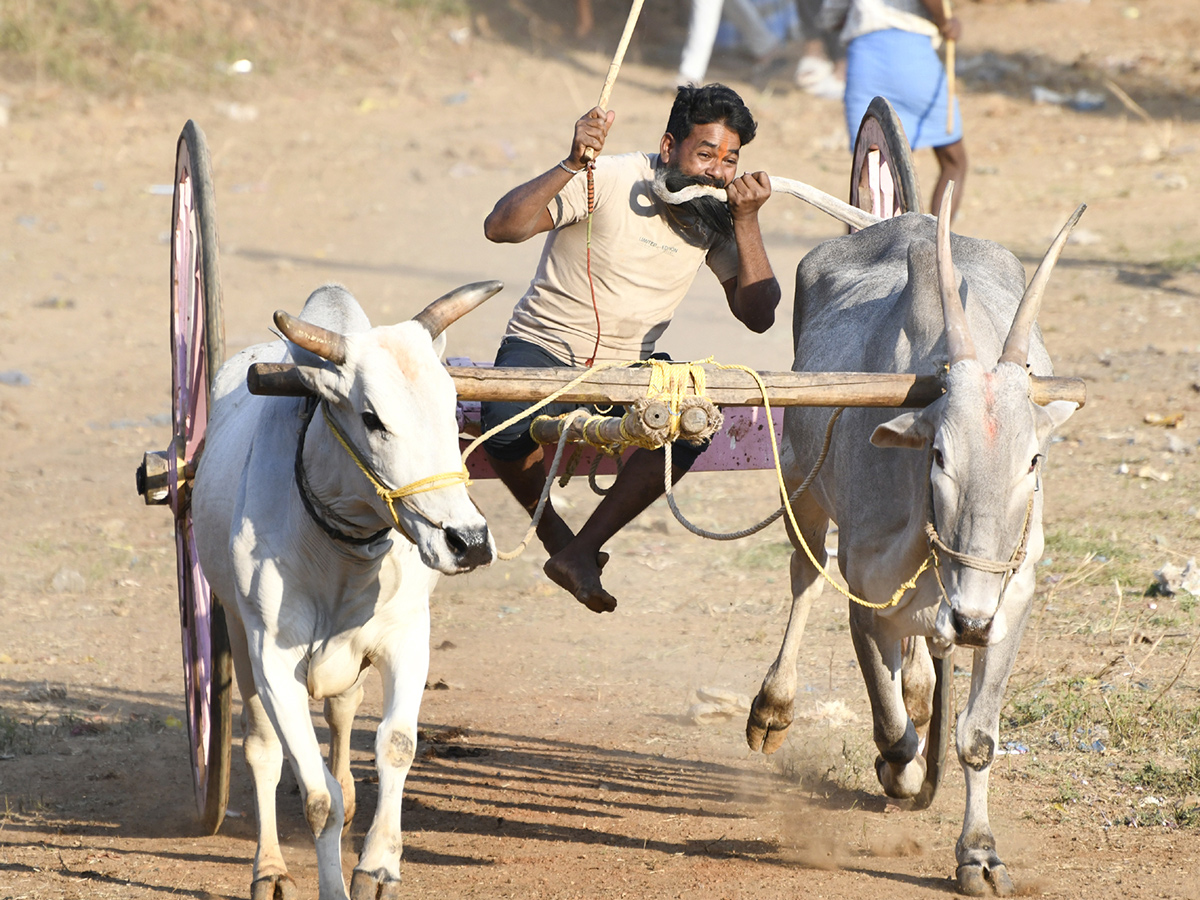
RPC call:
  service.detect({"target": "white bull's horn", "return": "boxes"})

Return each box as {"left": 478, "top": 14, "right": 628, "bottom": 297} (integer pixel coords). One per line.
{"left": 651, "top": 175, "right": 884, "bottom": 232}
{"left": 999, "top": 203, "right": 1086, "bottom": 367}
{"left": 413, "top": 280, "right": 504, "bottom": 339}
{"left": 937, "top": 182, "right": 976, "bottom": 366}
{"left": 274, "top": 310, "right": 347, "bottom": 364}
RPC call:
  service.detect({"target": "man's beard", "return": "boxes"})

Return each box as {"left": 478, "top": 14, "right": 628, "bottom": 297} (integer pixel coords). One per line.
{"left": 652, "top": 163, "right": 735, "bottom": 243}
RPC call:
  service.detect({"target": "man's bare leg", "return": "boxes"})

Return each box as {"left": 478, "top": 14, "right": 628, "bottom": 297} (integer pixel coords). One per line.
{"left": 932, "top": 140, "right": 967, "bottom": 222}
{"left": 575, "top": 0, "right": 594, "bottom": 38}
{"left": 544, "top": 448, "right": 687, "bottom": 613}
{"left": 487, "top": 448, "right": 612, "bottom": 566}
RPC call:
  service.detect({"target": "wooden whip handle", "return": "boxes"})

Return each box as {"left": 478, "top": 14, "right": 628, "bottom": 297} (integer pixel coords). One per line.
{"left": 942, "top": 0, "right": 956, "bottom": 135}
{"left": 582, "top": 0, "right": 646, "bottom": 163}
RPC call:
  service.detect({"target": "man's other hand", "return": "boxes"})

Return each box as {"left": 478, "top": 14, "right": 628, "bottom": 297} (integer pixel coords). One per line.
{"left": 726, "top": 171, "right": 772, "bottom": 221}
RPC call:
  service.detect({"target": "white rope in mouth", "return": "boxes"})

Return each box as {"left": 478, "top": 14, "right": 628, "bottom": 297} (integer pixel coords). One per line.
{"left": 651, "top": 175, "right": 885, "bottom": 232}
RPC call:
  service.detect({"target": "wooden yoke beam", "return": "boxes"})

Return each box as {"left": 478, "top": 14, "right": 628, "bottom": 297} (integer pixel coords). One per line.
{"left": 446, "top": 365, "right": 1087, "bottom": 409}
{"left": 246, "top": 361, "right": 1086, "bottom": 409}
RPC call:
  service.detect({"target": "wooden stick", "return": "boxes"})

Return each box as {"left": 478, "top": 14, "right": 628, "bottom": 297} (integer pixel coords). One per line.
{"left": 247, "top": 362, "right": 1088, "bottom": 409}
{"left": 942, "top": 0, "right": 956, "bottom": 135}
{"left": 583, "top": 0, "right": 646, "bottom": 162}
{"left": 1102, "top": 76, "right": 1154, "bottom": 124}
{"left": 1146, "top": 629, "right": 1200, "bottom": 713}
{"left": 1109, "top": 577, "right": 1123, "bottom": 645}
{"left": 445, "top": 365, "right": 1087, "bottom": 409}
{"left": 598, "top": 0, "right": 646, "bottom": 111}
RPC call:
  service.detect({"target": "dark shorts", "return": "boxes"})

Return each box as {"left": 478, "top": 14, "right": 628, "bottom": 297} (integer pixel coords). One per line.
{"left": 480, "top": 336, "right": 708, "bottom": 470}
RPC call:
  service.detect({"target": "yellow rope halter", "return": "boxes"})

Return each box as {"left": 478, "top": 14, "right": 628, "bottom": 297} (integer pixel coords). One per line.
{"left": 322, "top": 404, "right": 470, "bottom": 536}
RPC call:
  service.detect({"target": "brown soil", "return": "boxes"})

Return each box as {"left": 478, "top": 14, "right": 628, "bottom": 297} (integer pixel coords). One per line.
{"left": 2, "top": 1, "right": 1200, "bottom": 898}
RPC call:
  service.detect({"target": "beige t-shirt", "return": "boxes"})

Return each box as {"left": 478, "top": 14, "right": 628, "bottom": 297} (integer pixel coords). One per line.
{"left": 504, "top": 152, "right": 740, "bottom": 366}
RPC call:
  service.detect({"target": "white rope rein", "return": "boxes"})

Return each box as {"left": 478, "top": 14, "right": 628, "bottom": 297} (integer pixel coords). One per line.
{"left": 652, "top": 176, "right": 885, "bottom": 232}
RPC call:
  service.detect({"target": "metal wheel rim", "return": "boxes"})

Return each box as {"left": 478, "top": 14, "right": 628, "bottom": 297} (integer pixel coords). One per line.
{"left": 849, "top": 97, "right": 922, "bottom": 228}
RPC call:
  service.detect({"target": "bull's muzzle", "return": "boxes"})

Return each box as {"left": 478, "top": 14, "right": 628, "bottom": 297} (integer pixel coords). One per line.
{"left": 444, "top": 523, "right": 494, "bottom": 570}
{"left": 951, "top": 610, "right": 993, "bottom": 647}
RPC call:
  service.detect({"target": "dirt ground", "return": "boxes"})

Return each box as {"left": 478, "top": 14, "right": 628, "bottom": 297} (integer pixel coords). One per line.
{"left": 2, "top": 0, "right": 1200, "bottom": 897}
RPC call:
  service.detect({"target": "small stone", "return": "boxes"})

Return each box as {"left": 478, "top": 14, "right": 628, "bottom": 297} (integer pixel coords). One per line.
{"left": 50, "top": 568, "right": 86, "bottom": 593}
{"left": 0, "top": 370, "right": 32, "bottom": 387}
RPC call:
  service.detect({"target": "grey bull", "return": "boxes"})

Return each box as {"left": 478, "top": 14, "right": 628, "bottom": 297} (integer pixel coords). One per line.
{"left": 746, "top": 190, "right": 1082, "bottom": 895}
{"left": 193, "top": 281, "right": 500, "bottom": 900}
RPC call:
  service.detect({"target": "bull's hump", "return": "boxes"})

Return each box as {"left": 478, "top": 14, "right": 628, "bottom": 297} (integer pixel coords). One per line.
{"left": 298, "top": 283, "right": 371, "bottom": 334}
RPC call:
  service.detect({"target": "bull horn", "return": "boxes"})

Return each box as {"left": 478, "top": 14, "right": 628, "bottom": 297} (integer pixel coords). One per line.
{"left": 937, "top": 182, "right": 976, "bottom": 366}
{"left": 413, "top": 280, "right": 504, "bottom": 338}
{"left": 999, "top": 204, "right": 1086, "bottom": 367}
{"left": 274, "top": 310, "right": 347, "bottom": 365}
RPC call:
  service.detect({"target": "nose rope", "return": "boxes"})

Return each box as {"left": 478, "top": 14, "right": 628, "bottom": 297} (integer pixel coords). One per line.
{"left": 925, "top": 483, "right": 1036, "bottom": 608}
{"left": 321, "top": 403, "right": 470, "bottom": 535}
{"left": 925, "top": 490, "right": 1034, "bottom": 575}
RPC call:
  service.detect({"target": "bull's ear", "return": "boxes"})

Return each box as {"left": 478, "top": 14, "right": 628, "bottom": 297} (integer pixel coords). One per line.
{"left": 871, "top": 410, "right": 934, "bottom": 449}
{"left": 290, "top": 361, "right": 342, "bottom": 404}
{"left": 431, "top": 331, "right": 447, "bottom": 359}
{"left": 1035, "top": 400, "right": 1077, "bottom": 444}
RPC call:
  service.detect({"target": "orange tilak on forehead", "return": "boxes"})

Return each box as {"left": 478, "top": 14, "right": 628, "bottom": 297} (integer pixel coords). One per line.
{"left": 378, "top": 331, "right": 421, "bottom": 382}
{"left": 982, "top": 377, "right": 999, "bottom": 443}
{"left": 685, "top": 123, "right": 740, "bottom": 158}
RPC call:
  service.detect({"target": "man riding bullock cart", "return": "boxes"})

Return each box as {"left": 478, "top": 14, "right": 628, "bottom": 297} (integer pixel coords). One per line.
{"left": 480, "top": 82, "right": 782, "bottom": 615}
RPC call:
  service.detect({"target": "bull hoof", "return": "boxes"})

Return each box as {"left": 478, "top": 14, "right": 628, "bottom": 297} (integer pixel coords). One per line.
{"left": 745, "top": 692, "right": 792, "bottom": 754}
{"left": 956, "top": 862, "right": 1014, "bottom": 897}
{"left": 874, "top": 754, "right": 926, "bottom": 799}
{"left": 351, "top": 868, "right": 402, "bottom": 900}
{"left": 251, "top": 873, "right": 298, "bottom": 900}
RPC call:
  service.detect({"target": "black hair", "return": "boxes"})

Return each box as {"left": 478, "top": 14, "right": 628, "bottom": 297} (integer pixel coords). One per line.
{"left": 664, "top": 83, "right": 757, "bottom": 147}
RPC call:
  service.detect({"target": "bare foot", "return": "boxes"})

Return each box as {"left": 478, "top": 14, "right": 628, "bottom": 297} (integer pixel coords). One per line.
{"left": 534, "top": 510, "right": 609, "bottom": 570}
{"left": 544, "top": 548, "right": 617, "bottom": 613}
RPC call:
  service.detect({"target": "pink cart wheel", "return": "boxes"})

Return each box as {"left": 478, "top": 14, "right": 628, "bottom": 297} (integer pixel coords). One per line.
{"left": 169, "top": 119, "right": 233, "bottom": 836}
{"left": 849, "top": 96, "right": 922, "bottom": 227}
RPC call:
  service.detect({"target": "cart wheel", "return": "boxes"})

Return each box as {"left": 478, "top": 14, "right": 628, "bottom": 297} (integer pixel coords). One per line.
{"left": 169, "top": 119, "right": 232, "bottom": 836}
{"left": 849, "top": 96, "right": 922, "bottom": 227}
{"left": 912, "top": 644, "right": 954, "bottom": 811}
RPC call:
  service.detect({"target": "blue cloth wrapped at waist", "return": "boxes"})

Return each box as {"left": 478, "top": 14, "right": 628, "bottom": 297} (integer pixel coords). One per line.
{"left": 844, "top": 28, "right": 962, "bottom": 151}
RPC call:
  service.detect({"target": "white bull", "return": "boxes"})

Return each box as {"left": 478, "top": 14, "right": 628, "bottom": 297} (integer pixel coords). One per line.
{"left": 192, "top": 280, "right": 501, "bottom": 900}
{"left": 746, "top": 191, "right": 1081, "bottom": 895}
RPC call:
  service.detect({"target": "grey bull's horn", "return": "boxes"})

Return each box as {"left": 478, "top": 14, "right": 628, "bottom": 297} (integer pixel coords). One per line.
{"left": 937, "top": 182, "right": 976, "bottom": 366}
{"left": 999, "top": 204, "right": 1086, "bottom": 367}
{"left": 274, "top": 310, "right": 348, "bottom": 364}
{"left": 413, "top": 280, "right": 504, "bottom": 338}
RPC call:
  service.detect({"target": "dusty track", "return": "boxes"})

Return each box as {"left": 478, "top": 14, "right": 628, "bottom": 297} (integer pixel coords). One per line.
{"left": 2, "top": 1, "right": 1199, "bottom": 897}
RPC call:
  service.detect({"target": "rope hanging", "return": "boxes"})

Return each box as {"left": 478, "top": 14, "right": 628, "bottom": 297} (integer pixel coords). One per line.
{"left": 653, "top": 362, "right": 923, "bottom": 610}
{"left": 461, "top": 357, "right": 1030, "bottom": 612}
